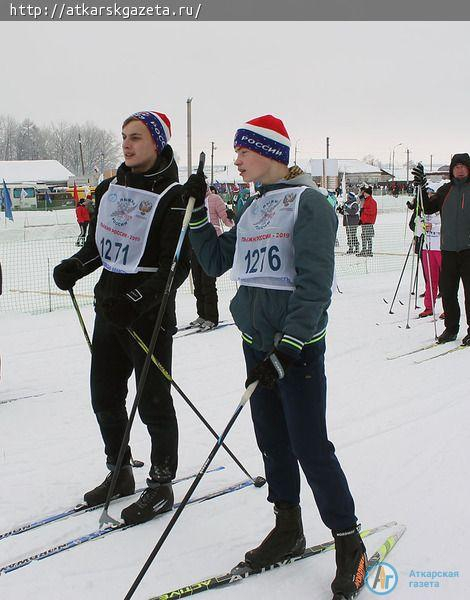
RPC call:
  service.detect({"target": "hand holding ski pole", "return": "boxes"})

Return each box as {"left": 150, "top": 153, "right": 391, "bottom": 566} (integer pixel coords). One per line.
{"left": 182, "top": 154, "right": 208, "bottom": 210}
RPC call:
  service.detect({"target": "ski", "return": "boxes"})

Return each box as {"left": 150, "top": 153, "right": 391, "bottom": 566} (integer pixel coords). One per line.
{"left": 386, "top": 341, "right": 438, "bottom": 360}
{"left": 0, "top": 465, "right": 224, "bottom": 542}
{"left": 174, "top": 322, "right": 235, "bottom": 339}
{"left": 0, "top": 478, "right": 252, "bottom": 575}
{"left": 147, "top": 521, "right": 400, "bottom": 600}
{"left": 0, "top": 390, "right": 63, "bottom": 406}
{"left": 415, "top": 343, "right": 468, "bottom": 364}
{"left": 176, "top": 319, "right": 231, "bottom": 333}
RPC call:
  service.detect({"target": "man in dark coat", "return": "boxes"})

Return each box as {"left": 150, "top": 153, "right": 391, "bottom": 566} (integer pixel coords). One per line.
{"left": 53, "top": 110, "right": 190, "bottom": 524}
{"left": 413, "top": 154, "right": 470, "bottom": 345}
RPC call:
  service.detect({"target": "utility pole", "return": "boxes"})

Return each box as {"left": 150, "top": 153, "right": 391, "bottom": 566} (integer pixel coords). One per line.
{"left": 406, "top": 148, "right": 410, "bottom": 185}
{"left": 210, "top": 141, "right": 216, "bottom": 184}
{"left": 186, "top": 97, "right": 193, "bottom": 177}
{"left": 78, "top": 133, "right": 85, "bottom": 176}
{"left": 326, "top": 137, "right": 330, "bottom": 159}
{"left": 430, "top": 154, "right": 433, "bottom": 171}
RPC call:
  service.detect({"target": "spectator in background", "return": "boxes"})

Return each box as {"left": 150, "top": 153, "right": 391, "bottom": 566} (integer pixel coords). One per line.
{"left": 419, "top": 198, "right": 442, "bottom": 318}
{"left": 236, "top": 186, "right": 251, "bottom": 215}
{"left": 357, "top": 185, "right": 377, "bottom": 257}
{"left": 85, "top": 194, "right": 95, "bottom": 219}
{"left": 339, "top": 192, "right": 360, "bottom": 254}
{"left": 75, "top": 198, "right": 91, "bottom": 247}
{"left": 406, "top": 196, "right": 426, "bottom": 295}
{"left": 189, "top": 185, "right": 234, "bottom": 331}
{"left": 414, "top": 154, "right": 470, "bottom": 345}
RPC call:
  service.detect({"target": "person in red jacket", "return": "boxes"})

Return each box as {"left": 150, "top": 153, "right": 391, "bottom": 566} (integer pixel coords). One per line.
{"left": 357, "top": 184, "right": 377, "bottom": 257}
{"left": 75, "top": 198, "right": 91, "bottom": 247}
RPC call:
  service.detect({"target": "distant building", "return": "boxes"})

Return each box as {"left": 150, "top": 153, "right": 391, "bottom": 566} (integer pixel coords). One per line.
{"left": 0, "top": 160, "right": 75, "bottom": 208}
{"left": 300, "top": 158, "right": 392, "bottom": 190}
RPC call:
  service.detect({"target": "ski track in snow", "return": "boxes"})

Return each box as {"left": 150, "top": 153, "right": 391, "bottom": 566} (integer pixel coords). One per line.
{"left": 0, "top": 271, "right": 468, "bottom": 599}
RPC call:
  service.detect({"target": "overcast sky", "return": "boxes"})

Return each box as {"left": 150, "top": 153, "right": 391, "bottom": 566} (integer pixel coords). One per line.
{"left": 2, "top": 21, "right": 469, "bottom": 169}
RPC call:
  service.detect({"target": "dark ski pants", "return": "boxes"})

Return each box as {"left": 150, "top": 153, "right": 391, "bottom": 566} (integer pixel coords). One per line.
{"left": 361, "top": 224, "right": 374, "bottom": 255}
{"left": 440, "top": 249, "right": 470, "bottom": 335}
{"left": 243, "top": 340, "right": 357, "bottom": 532}
{"left": 90, "top": 313, "right": 178, "bottom": 479}
{"left": 191, "top": 249, "right": 219, "bottom": 325}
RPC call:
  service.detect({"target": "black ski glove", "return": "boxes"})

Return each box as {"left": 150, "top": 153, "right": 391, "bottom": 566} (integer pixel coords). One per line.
{"left": 53, "top": 258, "right": 84, "bottom": 290}
{"left": 412, "top": 164, "right": 427, "bottom": 188}
{"left": 101, "top": 289, "right": 144, "bottom": 329}
{"left": 245, "top": 349, "right": 295, "bottom": 390}
{"left": 181, "top": 173, "right": 207, "bottom": 209}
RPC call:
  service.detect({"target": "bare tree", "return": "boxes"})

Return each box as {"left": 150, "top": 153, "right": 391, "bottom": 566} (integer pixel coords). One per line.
{"left": 0, "top": 114, "right": 121, "bottom": 176}
{"left": 0, "top": 115, "right": 18, "bottom": 160}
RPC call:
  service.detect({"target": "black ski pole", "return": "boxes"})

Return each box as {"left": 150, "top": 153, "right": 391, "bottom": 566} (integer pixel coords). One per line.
{"left": 69, "top": 289, "right": 92, "bottom": 352}
{"left": 123, "top": 381, "right": 259, "bottom": 600}
{"left": 387, "top": 238, "right": 413, "bottom": 314}
{"left": 68, "top": 289, "right": 144, "bottom": 468}
{"left": 127, "top": 328, "right": 265, "bottom": 487}
{"left": 98, "top": 152, "right": 206, "bottom": 527}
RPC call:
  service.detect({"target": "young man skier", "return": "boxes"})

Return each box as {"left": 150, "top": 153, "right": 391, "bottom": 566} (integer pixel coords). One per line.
{"left": 53, "top": 110, "right": 190, "bottom": 525}
{"left": 182, "top": 114, "right": 366, "bottom": 599}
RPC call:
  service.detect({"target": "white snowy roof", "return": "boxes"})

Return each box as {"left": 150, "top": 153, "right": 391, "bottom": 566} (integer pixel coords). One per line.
{"left": 0, "top": 160, "right": 75, "bottom": 184}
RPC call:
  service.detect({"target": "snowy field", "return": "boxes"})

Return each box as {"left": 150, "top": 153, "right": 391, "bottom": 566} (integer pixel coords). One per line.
{"left": 0, "top": 269, "right": 468, "bottom": 600}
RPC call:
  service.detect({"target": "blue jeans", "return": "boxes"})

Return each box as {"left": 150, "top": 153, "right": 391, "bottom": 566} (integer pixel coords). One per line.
{"left": 243, "top": 340, "right": 356, "bottom": 531}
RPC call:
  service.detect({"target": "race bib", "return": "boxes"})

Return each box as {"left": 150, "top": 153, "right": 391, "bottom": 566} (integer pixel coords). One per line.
{"left": 231, "top": 187, "right": 304, "bottom": 290}
{"left": 95, "top": 182, "right": 178, "bottom": 274}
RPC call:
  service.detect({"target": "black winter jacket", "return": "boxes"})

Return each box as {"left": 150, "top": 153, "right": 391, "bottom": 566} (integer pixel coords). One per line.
{"left": 422, "top": 179, "right": 470, "bottom": 252}
{"left": 71, "top": 145, "right": 190, "bottom": 331}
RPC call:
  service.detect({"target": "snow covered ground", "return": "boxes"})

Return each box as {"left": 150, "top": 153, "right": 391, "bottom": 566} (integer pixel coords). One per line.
{"left": 0, "top": 271, "right": 468, "bottom": 600}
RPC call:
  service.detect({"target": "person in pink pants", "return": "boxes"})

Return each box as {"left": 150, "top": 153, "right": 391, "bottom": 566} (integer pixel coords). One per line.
{"left": 419, "top": 210, "right": 442, "bottom": 317}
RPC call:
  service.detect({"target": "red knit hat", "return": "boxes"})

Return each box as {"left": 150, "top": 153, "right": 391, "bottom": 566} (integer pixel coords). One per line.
{"left": 234, "top": 115, "right": 291, "bottom": 164}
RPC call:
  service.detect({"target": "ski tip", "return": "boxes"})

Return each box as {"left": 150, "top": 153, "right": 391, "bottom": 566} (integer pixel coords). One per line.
{"left": 253, "top": 476, "right": 266, "bottom": 488}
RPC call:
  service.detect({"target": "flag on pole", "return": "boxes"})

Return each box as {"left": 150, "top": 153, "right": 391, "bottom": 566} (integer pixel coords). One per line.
{"left": 2, "top": 179, "right": 13, "bottom": 221}
{"left": 20, "top": 188, "right": 28, "bottom": 203}
{"left": 73, "top": 182, "right": 79, "bottom": 205}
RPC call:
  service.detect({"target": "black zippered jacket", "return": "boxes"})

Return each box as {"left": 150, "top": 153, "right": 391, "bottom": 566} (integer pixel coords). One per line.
{"left": 71, "top": 145, "right": 190, "bottom": 330}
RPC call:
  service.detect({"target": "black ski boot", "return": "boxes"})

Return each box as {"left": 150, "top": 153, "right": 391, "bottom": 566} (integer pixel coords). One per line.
{"left": 437, "top": 328, "right": 458, "bottom": 344}
{"left": 331, "top": 525, "right": 367, "bottom": 599}
{"left": 461, "top": 333, "right": 470, "bottom": 346}
{"left": 121, "top": 480, "right": 173, "bottom": 525}
{"left": 243, "top": 504, "right": 306, "bottom": 571}
{"left": 83, "top": 465, "right": 135, "bottom": 507}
